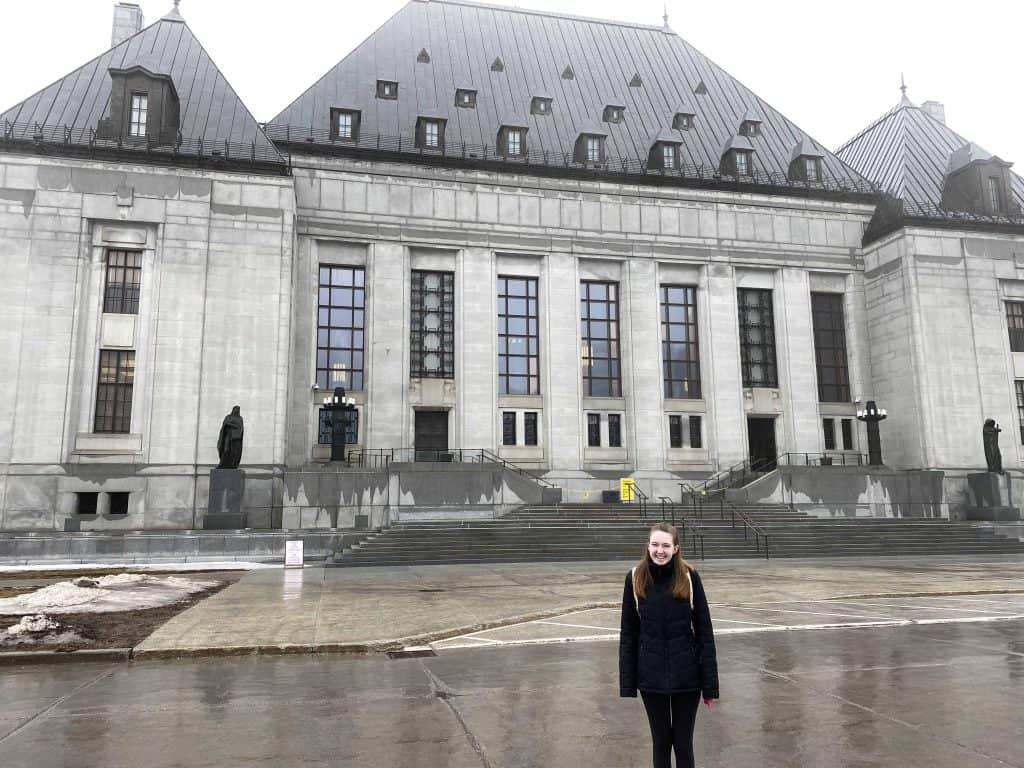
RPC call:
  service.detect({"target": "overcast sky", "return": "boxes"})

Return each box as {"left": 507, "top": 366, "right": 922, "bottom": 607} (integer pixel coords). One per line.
{"left": 2, "top": 0, "right": 1021, "bottom": 165}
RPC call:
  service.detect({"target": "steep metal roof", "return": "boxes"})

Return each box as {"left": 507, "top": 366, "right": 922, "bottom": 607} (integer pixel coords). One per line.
{"left": 269, "top": 0, "right": 866, "bottom": 188}
{"left": 836, "top": 99, "right": 1024, "bottom": 210}
{"left": 0, "top": 6, "right": 284, "bottom": 167}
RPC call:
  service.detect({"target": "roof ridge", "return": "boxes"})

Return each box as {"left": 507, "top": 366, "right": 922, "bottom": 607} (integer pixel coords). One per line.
{"left": 424, "top": 0, "right": 668, "bottom": 33}
{"left": 836, "top": 101, "right": 913, "bottom": 155}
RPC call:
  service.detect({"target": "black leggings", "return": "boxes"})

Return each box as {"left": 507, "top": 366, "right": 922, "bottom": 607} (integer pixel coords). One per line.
{"left": 639, "top": 690, "right": 701, "bottom": 768}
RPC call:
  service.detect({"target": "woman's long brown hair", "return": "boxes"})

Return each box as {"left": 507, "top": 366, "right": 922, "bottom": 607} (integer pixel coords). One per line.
{"left": 633, "top": 522, "right": 692, "bottom": 601}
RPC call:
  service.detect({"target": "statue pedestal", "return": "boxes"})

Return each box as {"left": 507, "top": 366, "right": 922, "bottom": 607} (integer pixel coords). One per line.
{"left": 203, "top": 468, "right": 247, "bottom": 529}
{"left": 965, "top": 472, "right": 1021, "bottom": 521}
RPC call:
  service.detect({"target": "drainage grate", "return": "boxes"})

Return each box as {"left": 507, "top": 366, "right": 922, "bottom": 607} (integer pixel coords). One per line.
{"left": 387, "top": 646, "right": 437, "bottom": 659}
{"left": 418, "top": 588, "right": 446, "bottom": 593}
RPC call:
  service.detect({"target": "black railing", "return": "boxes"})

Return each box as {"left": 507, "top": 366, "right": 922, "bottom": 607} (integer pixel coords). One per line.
{"left": 1, "top": 119, "right": 290, "bottom": 174}
{"left": 776, "top": 452, "right": 870, "bottom": 467}
{"left": 631, "top": 485, "right": 649, "bottom": 518}
{"left": 725, "top": 502, "right": 770, "bottom": 559}
{"left": 341, "top": 447, "right": 556, "bottom": 488}
{"left": 266, "top": 123, "right": 878, "bottom": 200}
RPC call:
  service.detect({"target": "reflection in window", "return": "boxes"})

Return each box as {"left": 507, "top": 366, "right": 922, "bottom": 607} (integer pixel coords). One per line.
{"left": 498, "top": 276, "right": 539, "bottom": 395}
{"left": 411, "top": 270, "right": 454, "bottom": 378}
{"left": 580, "top": 281, "right": 621, "bottom": 397}
{"left": 737, "top": 288, "right": 777, "bottom": 387}
{"left": 661, "top": 285, "right": 701, "bottom": 399}
{"left": 317, "top": 266, "right": 365, "bottom": 391}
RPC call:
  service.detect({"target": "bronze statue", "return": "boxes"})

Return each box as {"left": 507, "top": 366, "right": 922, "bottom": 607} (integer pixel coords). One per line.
{"left": 983, "top": 418, "right": 1003, "bottom": 474}
{"left": 216, "top": 406, "right": 244, "bottom": 469}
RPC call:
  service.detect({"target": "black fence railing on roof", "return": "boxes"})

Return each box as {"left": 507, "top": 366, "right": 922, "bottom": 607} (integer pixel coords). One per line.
{"left": 1, "top": 120, "right": 290, "bottom": 174}
{"left": 900, "top": 194, "right": 1024, "bottom": 225}
{"left": 265, "top": 123, "right": 880, "bottom": 197}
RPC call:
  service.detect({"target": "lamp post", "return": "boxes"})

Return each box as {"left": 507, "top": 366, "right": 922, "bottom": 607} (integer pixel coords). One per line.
{"left": 322, "top": 387, "right": 357, "bottom": 462}
{"left": 856, "top": 400, "right": 888, "bottom": 466}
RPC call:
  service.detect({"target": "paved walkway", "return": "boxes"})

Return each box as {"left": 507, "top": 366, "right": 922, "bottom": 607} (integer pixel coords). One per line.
{"left": 133, "top": 555, "right": 1024, "bottom": 657}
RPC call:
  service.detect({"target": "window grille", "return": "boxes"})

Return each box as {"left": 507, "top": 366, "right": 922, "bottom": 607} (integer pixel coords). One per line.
{"left": 580, "top": 281, "right": 621, "bottom": 396}
{"left": 1007, "top": 302, "right": 1024, "bottom": 352}
{"left": 823, "top": 418, "right": 836, "bottom": 450}
{"left": 94, "top": 350, "right": 135, "bottom": 433}
{"left": 502, "top": 412, "right": 517, "bottom": 446}
{"left": 524, "top": 412, "right": 538, "bottom": 446}
{"left": 608, "top": 414, "right": 622, "bottom": 448}
{"left": 669, "top": 415, "right": 683, "bottom": 448}
{"left": 841, "top": 418, "right": 854, "bottom": 450}
{"left": 587, "top": 413, "right": 601, "bottom": 447}
{"left": 663, "top": 144, "right": 676, "bottom": 168}
{"left": 737, "top": 288, "right": 778, "bottom": 387}
{"left": 660, "top": 285, "right": 701, "bottom": 399}
{"left": 734, "top": 151, "right": 750, "bottom": 175}
{"left": 411, "top": 270, "right": 455, "bottom": 378}
{"left": 506, "top": 129, "right": 522, "bottom": 156}
{"left": 811, "top": 293, "right": 851, "bottom": 402}
{"left": 424, "top": 121, "right": 440, "bottom": 147}
{"left": 318, "top": 407, "right": 359, "bottom": 445}
{"left": 498, "top": 276, "right": 539, "bottom": 395}
{"left": 103, "top": 249, "right": 142, "bottom": 314}
{"left": 586, "top": 136, "right": 601, "bottom": 162}
{"left": 689, "top": 415, "right": 702, "bottom": 449}
{"left": 129, "top": 93, "right": 147, "bottom": 137}
{"left": 316, "top": 266, "right": 365, "bottom": 391}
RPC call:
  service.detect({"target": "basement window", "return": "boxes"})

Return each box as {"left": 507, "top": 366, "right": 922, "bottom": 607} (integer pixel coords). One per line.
{"left": 108, "top": 492, "right": 130, "bottom": 516}
{"left": 76, "top": 492, "right": 99, "bottom": 515}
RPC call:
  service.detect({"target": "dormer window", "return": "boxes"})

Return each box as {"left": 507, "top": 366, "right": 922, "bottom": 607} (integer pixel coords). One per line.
{"left": 648, "top": 136, "right": 682, "bottom": 170}
{"left": 673, "top": 113, "right": 694, "bottom": 130}
{"left": 804, "top": 157, "right": 821, "bottom": 181}
{"left": 377, "top": 80, "right": 398, "bottom": 100}
{"left": 416, "top": 117, "right": 445, "bottom": 150}
{"left": 988, "top": 177, "right": 1005, "bottom": 213}
{"left": 498, "top": 126, "right": 526, "bottom": 157}
{"left": 734, "top": 151, "right": 751, "bottom": 175}
{"left": 456, "top": 89, "right": 477, "bottom": 108}
{"left": 531, "top": 96, "right": 552, "bottom": 115}
{"left": 574, "top": 133, "right": 605, "bottom": 164}
{"left": 129, "top": 93, "right": 148, "bottom": 137}
{"left": 603, "top": 105, "right": 625, "bottom": 124}
{"left": 330, "top": 108, "right": 361, "bottom": 141}
{"left": 740, "top": 121, "right": 760, "bottom": 138}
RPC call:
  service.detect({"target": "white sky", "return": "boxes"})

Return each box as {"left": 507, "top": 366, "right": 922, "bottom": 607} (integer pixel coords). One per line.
{"left": 2, "top": 0, "right": 1021, "bottom": 165}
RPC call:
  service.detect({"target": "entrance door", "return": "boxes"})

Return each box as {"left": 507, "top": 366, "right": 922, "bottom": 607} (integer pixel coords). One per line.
{"left": 414, "top": 410, "right": 449, "bottom": 461}
{"left": 747, "top": 417, "right": 777, "bottom": 472}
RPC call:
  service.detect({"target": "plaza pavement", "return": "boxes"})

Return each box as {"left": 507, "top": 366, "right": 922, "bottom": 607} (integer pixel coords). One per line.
{"left": 132, "top": 555, "right": 1024, "bottom": 659}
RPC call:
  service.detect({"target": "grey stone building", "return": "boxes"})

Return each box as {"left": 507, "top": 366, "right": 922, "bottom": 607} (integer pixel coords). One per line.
{"left": 1, "top": 0, "right": 1021, "bottom": 531}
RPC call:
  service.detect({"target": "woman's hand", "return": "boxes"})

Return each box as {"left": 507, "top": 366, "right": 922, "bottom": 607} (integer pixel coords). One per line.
{"left": 703, "top": 697, "right": 714, "bottom": 708}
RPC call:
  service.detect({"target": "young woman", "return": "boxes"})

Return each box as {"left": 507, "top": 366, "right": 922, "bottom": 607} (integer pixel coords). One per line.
{"left": 619, "top": 522, "right": 719, "bottom": 768}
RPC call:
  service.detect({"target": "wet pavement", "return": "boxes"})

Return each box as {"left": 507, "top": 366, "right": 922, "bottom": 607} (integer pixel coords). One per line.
{"left": 2, "top": 619, "right": 1022, "bottom": 767}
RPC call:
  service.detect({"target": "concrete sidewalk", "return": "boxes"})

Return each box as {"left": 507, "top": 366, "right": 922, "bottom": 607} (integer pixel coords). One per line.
{"left": 132, "top": 555, "right": 1024, "bottom": 659}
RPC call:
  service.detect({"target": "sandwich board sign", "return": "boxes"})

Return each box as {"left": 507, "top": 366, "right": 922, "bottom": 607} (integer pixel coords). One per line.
{"left": 284, "top": 540, "right": 304, "bottom": 568}
{"left": 619, "top": 477, "right": 635, "bottom": 502}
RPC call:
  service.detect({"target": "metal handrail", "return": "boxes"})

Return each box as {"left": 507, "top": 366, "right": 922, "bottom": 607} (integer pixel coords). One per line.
{"left": 775, "top": 452, "right": 869, "bottom": 467}
{"left": 631, "top": 485, "right": 649, "bottom": 518}
{"left": 725, "top": 501, "right": 770, "bottom": 559}
{"left": 342, "top": 447, "right": 556, "bottom": 487}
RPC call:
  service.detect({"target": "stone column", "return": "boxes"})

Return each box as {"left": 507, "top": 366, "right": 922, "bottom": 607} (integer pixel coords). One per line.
{"left": 705, "top": 264, "right": 744, "bottom": 468}
{"left": 545, "top": 252, "right": 582, "bottom": 469}
{"left": 777, "top": 268, "right": 820, "bottom": 454}
{"left": 458, "top": 247, "right": 496, "bottom": 450}
{"left": 625, "top": 258, "right": 664, "bottom": 470}
{"left": 366, "top": 242, "right": 406, "bottom": 449}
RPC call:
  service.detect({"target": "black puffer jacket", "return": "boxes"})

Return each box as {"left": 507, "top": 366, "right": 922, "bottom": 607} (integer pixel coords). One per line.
{"left": 619, "top": 562, "right": 719, "bottom": 699}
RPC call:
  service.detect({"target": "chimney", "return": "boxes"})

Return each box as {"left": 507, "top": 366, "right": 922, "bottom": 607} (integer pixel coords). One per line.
{"left": 922, "top": 100, "right": 946, "bottom": 125}
{"left": 111, "top": 3, "right": 144, "bottom": 47}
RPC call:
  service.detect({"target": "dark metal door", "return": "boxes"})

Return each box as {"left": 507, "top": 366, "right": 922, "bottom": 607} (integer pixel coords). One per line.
{"left": 747, "top": 417, "right": 777, "bottom": 472}
{"left": 414, "top": 410, "right": 448, "bottom": 460}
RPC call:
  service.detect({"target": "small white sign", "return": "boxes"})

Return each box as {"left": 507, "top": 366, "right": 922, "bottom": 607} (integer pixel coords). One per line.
{"left": 284, "top": 540, "right": 304, "bottom": 568}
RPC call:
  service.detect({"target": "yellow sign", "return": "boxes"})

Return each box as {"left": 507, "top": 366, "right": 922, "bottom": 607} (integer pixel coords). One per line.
{"left": 619, "top": 477, "right": 635, "bottom": 502}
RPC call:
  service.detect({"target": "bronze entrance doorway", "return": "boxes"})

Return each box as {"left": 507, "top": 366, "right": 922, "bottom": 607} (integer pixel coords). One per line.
{"left": 747, "top": 417, "right": 777, "bottom": 472}
{"left": 414, "top": 410, "right": 449, "bottom": 461}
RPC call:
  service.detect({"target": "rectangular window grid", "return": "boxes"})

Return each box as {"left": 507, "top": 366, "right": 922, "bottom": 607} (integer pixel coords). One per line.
{"left": 581, "top": 281, "right": 621, "bottom": 397}
{"left": 317, "top": 266, "right": 365, "bottom": 391}
{"left": 498, "top": 276, "right": 539, "bottom": 394}
{"left": 587, "top": 413, "right": 601, "bottom": 447}
{"left": 502, "top": 412, "right": 517, "bottom": 446}
{"left": 318, "top": 408, "right": 359, "bottom": 445}
{"left": 103, "top": 249, "right": 142, "bottom": 314}
{"left": 738, "top": 288, "right": 778, "bottom": 388}
{"left": 1017, "top": 381, "right": 1024, "bottom": 445}
{"left": 411, "top": 270, "right": 455, "bottom": 379}
{"left": 524, "top": 412, "right": 538, "bottom": 446}
{"left": 129, "top": 93, "right": 147, "bottom": 137}
{"left": 586, "top": 137, "right": 601, "bottom": 162}
{"left": 805, "top": 157, "right": 819, "bottom": 181}
{"left": 735, "top": 151, "right": 749, "bottom": 175}
{"left": 507, "top": 129, "right": 522, "bottom": 155}
{"left": 841, "top": 418, "right": 854, "bottom": 451}
{"left": 1007, "top": 302, "right": 1024, "bottom": 352}
{"left": 689, "top": 415, "right": 702, "bottom": 449}
{"left": 425, "top": 121, "right": 439, "bottom": 147}
{"left": 94, "top": 350, "right": 135, "bottom": 433}
{"left": 668, "top": 415, "right": 683, "bottom": 448}
{"left": 608, "top": 414, "right": 622, "bottom": 448}
{"left": 989, "top": 177, "right": 1004, "bottom": 212}
{"left": 823, "top": 418, "right": 836, "bottom": 450}
{"left": 661, "top": 285, "right": 701, "bottom": 399}
{"left": 663, "top": 144, "right": 675, "bottom": 168}
{"left": 811, "top": 293, "right": 851, "bottom": 402}
{"left": 337, "top": 112, "right": 352, "bottom": 139}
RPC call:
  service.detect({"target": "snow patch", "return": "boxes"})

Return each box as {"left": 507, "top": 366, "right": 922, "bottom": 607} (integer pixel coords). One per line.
{"left": 0, "top": 573, "right": 220, "bottom": 614}
{"left": 2, "top": 614, "right": 83, "bottom": 646}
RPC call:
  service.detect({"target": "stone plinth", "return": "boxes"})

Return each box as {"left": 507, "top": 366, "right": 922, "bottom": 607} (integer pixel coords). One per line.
{"left": 203, "top": 469, "right": 247, "bottom": 529}
{"left": 965, "top": 472, "right": 1021, "bottom": 521}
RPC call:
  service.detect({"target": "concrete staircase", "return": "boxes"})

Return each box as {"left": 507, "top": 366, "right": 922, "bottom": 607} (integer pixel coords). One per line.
{"left": 327, "top": 503, "right": 1024, "bottom": 566}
